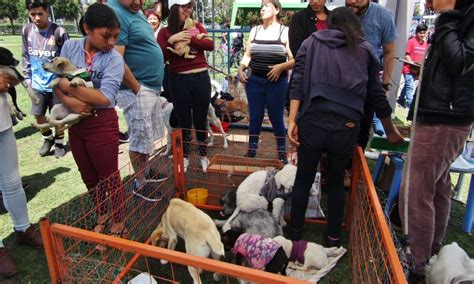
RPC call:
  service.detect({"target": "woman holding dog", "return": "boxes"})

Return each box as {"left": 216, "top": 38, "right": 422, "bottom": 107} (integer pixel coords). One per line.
{"left": 0, "top": 72, "right": 43, "bottom": 277}
{"left": 52, "top": 3, "right": 127, "bottom": 238}
{"left": 286, "top": 7, "right": 403, "bottom": 245}
{"left": 157, "top": 0, "right": 214, "bottom": 172}
{"left": 237, "top": 0, "right": 294, "bottom": 163}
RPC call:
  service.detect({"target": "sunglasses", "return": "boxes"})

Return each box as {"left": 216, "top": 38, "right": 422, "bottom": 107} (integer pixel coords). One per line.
{"left": 180, "top": 3, "right": 194, "bottom": 11}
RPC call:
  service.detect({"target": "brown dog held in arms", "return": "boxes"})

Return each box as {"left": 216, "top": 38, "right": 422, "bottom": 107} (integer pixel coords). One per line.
{"left": 150, "top": 198, "right": 225, "bottom": 284}
{"left": 166, "top": 18, "right": 211, "bottom": 59}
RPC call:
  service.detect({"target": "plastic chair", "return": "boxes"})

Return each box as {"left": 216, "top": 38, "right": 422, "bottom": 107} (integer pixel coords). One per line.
{"left": 372, "top": 153, "right": 405, "bottom": 213}
{"left": 449, "top": 155, "right": 474, "bottom": 233}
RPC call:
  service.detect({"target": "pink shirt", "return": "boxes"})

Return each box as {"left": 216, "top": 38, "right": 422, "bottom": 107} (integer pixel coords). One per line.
{"left": 403, "top": 37, "right": 428, "bottom": 74}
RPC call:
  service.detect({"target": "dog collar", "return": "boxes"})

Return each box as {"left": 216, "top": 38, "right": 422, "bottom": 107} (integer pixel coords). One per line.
{"left": 65, "top": 68, "right": 94, "bottom": 88}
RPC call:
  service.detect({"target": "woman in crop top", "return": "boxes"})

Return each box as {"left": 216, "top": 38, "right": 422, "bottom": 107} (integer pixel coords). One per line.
{"left": 238, "top": 0, "right": 294, "bottom": 163}
{"left": 157, "top": 0, "right": 214, "bottom": 173}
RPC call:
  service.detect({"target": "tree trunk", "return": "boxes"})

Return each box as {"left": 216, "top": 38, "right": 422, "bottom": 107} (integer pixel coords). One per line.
{"left": 8, "top": 17, "right": 15, "bottom": 35}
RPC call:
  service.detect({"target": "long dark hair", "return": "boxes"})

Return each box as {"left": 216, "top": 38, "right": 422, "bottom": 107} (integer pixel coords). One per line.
{"left": 327, "top": 7, "right": 363, "bottom": 50}
{"left": 167, "top": 4, "right": 191, "bottom": 34}
{"left": 83, "top": 3, "right": 120, "bottom": 32}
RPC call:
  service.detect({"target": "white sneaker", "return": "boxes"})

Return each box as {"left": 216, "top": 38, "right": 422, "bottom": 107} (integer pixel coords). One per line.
{"left": 364, "top": 149, "right": 380, "bottom": 160}
{"left": 200, "top": 156, "right": 209, "bottom": 173}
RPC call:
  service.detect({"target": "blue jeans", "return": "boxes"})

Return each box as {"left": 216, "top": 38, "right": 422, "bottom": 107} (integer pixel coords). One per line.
{"left": 245, "top": 74, "right": 287, "bottom": 154}
{"left": 0, "top": 127, "right": 30, "bottom": 245}
{"left": 399, "top": 73, "right": 415, "bottom": 108}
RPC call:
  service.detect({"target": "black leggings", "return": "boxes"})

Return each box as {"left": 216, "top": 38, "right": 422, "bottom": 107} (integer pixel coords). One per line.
{"left": 170, "top": 71, "right": 211, "bottom": 156}
{"left": 289, "top": 111, "right": 360, "bottom": 239}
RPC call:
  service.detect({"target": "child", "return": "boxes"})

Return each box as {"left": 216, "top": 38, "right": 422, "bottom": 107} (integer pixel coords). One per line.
{"left": 52, "top": 3, "right": 126, "bottom": 236}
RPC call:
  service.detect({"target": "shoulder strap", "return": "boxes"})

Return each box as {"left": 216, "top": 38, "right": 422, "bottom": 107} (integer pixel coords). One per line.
{"left": 278, "top": 24, "right": 285, "bottom": 42}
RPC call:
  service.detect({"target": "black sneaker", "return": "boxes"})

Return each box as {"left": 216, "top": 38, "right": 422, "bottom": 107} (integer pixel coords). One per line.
{"left": 244, "top": 150, "right": 256, "bottom": 158}
{"left": 132, "top": 179, "right": 162, "bottom": 202}
{"left": 39, "top": 139, "right": 54, "bottom": 157}
{"left": 119, "top": 131, "right": 129, "bottom": 144}
{"left": 278, "top": 152, "right": 288, "bottom": 164}
{"left": 54, "top": 144, "right": 66, "bottom": 159}
{"left": 325, "top": 235, "right": 341, "bottom": 247}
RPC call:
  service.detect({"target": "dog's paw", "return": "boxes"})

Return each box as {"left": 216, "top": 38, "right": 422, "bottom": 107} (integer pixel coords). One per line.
{"left": 160, "top": 259, "right": 169, "bottom": 265}
{"left": 212, "top": 273, "right": 222, "bottom": 281}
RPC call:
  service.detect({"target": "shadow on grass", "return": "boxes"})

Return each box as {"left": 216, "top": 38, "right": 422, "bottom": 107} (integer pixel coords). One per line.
{"left": 0, "top": 167, "right": 71, "bottom": 214}
{"left": 14, "top": 125, "right": 38, "bottom": 140}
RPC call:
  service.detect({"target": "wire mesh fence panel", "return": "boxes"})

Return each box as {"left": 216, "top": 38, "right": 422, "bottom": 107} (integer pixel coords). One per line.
{"left": 348, "top": 148, "right": 406, "bottom": 284}
{"left": 40, "top": 130, "right": 406, "bottom": 283}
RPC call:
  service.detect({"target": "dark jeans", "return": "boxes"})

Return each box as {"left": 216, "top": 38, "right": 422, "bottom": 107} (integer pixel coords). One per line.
{"left": 170, "top": 71, "right": 211, "bottom": 156}
{"left": 357, "top": 101, "right": 374, "bottom": 149}
{"left": 69, "top": 108, "right": 125, "bottom": 223}
{"left": 289, "top": 111, "right": 360, "bottom": 239}
{"left": 245, "top": 74, "right": 287, "bottom": 154}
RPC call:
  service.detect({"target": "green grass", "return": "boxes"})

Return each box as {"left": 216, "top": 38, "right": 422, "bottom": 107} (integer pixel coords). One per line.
{"left": 0, "top": 34, "right": 472, "bottom": 283}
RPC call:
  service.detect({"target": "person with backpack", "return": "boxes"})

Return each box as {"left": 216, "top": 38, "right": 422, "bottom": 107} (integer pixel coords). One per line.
{"left": 22, "top": 1, "right": 69, "bottom": 158}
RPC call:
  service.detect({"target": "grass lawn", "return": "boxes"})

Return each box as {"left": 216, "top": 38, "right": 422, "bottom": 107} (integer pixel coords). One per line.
{"left": 0, "top": 34, "right": 472, "bottom": 283}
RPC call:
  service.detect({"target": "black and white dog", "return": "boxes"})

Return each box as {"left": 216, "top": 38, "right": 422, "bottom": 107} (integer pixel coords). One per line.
{"left": 0, "top": 47, "right": 40, "bottom": 123}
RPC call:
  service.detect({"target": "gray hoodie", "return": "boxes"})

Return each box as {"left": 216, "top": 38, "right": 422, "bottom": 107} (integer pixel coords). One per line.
{"left": 289, "top": 29, "right": 392, "bottom": 121}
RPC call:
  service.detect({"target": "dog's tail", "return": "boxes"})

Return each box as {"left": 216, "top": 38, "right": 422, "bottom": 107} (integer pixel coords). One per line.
{"left": 206, "top": 231, "right": 225, "bottom": 259}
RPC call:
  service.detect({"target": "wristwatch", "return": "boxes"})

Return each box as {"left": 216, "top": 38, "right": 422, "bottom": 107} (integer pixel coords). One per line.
{"left": 382, "top": 83, "right": 392, "bottom": 91}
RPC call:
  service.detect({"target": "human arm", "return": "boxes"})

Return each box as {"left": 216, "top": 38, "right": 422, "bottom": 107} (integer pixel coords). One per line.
{"left": 56, "top": 78, "right": 110, "bottom": 106}
{"left": 21, "top": 25, "right": 32, "bottom": 86}
{"left": 432, "top": 10, "right": 474, "bottom": 76}
{"left": 157, "top": 27, "right": 191, "bottom": 62}
{"left": 288, "top": 10, "right": 306, "bottom": 59}
{"left": 267, "top": 27, "right": 295, "bottom": 82}
{"left": 114, "top": 45, "right": 141, "bottom": 94}
{"left": 237, "top": 27, "right": 256, "bottom": 83}
{"left": 382, "top": 41, "right": 396, "bottom": 85}
{"left": 53, "top": 87, "right": 92, "bottom": 115}
{"left": 287, "top": 99, "right": 301, "bottom": 147}
{"left": 0, "top": 73, "right": 20, "bottom": 92}
{"left": 188, "top": 23, "right": 214, "bottom": 51}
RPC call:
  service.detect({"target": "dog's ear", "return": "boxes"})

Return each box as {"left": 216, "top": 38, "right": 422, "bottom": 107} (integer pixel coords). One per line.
{"left": 150, "top": 229, "right": 163, "bottom": 246}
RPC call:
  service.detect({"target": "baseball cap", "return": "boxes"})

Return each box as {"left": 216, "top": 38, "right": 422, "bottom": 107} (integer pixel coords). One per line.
{"left": 168, "top": 0, "right": 191, "bottom": 8}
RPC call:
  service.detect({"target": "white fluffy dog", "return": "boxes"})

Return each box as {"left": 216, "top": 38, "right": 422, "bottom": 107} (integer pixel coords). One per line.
{"left": 222, "top": 164, "right": 297, "bottom": 232}
{"left": 425, "top": 242, "right": 474, "bottom": 284}
{"left": 273, "top": 236, "right": 345, "bottom": 271}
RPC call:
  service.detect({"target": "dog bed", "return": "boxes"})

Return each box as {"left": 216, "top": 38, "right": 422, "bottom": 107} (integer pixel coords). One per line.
{"left": 285, "top": 247, "right": 347, "bottom": 283}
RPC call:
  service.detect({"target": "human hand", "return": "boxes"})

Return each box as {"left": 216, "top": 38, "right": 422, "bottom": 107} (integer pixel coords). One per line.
{"left": 168, "top": 31, "right": 191, "bottom": 45}
{"left": 0, "top": 73, "right": 19, "bottom": 92}
{"left": 386, "top": 127, "right": 405, "bottom": 145}
{"left": 238, "top": 68, "right": 248, "bottom": 84}
{"left": 58, "top": 78, "right": 72, "bottom": 94}
{"left": 267, "top": 64, "right": 284, "bottom": 82}
{"left": 287, "top": 121, "right": 300, "bottom": 147}
{"left": 69, "top": 99, "right": 93, "bottom": 116}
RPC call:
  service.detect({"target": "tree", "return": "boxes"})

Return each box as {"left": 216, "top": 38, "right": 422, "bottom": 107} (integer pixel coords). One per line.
{"left": 0, "top": 0, "right": 20, "bottom": 35}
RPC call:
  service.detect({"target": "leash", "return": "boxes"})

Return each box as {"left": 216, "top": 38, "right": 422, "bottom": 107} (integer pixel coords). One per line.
{"left": 208, "top": 65, "right": 232, "bottom": 77}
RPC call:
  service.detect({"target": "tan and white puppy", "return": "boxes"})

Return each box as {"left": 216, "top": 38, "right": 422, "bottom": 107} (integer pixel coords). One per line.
{"left": 273, "top": 236, "right": 345, "bottom": 271}
{"left": 32, "top": 57, "right": 92, "bottom": 130}
{"left": 150, "top": 198, "right": 225, "bottom": 284}
{"left": 166, "top": 18, "right": 210, "bottom": 59}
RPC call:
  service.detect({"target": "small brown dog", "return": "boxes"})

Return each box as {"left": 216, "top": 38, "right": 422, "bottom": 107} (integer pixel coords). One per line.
{"left": 166, "top": 18, "right": 210, "bottom": 59}
{"left": 215, "top": 76, "right": 249, "bottom": 122}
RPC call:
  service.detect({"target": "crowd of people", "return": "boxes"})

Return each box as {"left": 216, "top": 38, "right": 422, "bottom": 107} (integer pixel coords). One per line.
{"left": 0, "top": 0, "right": 472, "bottom": 282}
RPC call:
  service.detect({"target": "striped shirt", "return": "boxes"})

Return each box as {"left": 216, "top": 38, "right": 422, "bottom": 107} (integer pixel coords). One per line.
{"left": 249, "top": 25, "right": 287, "bottom": 77}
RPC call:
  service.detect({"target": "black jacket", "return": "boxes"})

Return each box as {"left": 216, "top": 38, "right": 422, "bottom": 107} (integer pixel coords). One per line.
{"left": 288, "top": 5, "right": 330, "bottom": 57}
{"left": 408, "top": 5, "right": 474, "bottom": 125}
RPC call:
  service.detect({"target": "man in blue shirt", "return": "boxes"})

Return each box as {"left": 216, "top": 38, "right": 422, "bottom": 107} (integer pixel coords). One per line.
{"left": 108, "top": 0, "right": 167, "bottom": 196}
{"left": 346, "top": 0, "right": 398, "bottom": 149}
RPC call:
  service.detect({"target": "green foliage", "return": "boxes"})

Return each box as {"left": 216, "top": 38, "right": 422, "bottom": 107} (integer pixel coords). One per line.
{"left": 0, "top": 0, "right": 20, "bottom": 34}
{"left": 52, "top": 0, "right": 80, "bottom": 21}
